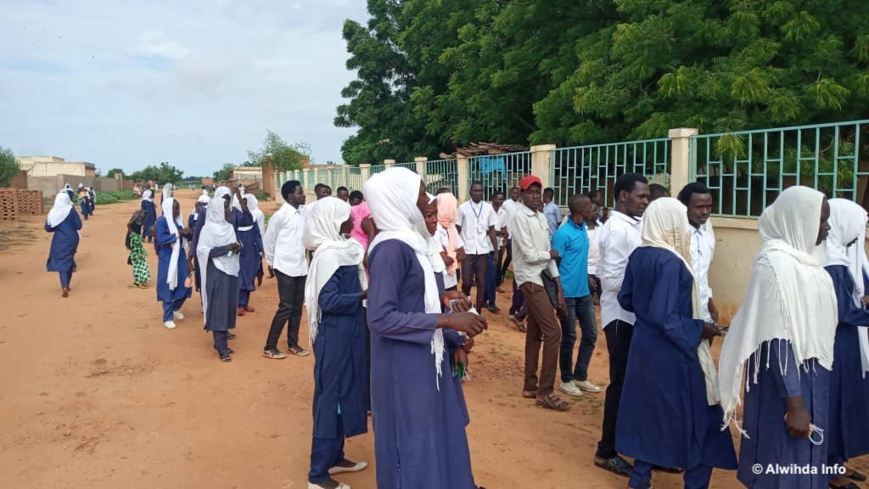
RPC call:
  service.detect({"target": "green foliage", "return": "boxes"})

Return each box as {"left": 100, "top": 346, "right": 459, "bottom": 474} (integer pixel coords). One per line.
{"left": 94, "top": 191, "right": 137, "bottom": 205}
{"left": 0, "top": 146, "right": 18, "bottom": 187}
{"left": 213, "top": 163, "right": 235, "bottom": 182}
{"left": 336, "top": 0, "right": 869, "bottom": 154}
{"left": 105, "top": 168, "right": 124, "bottom": 178}
{"left": 247, "top": 131, "right": 309, "bottom": 172}
{"left": 127, "top": 162, "right": 184, "bottom": 184}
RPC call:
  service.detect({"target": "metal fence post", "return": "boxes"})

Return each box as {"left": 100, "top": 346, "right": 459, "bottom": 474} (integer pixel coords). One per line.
{"left": 668, "top": 128, "right": 698, "bottom": 195}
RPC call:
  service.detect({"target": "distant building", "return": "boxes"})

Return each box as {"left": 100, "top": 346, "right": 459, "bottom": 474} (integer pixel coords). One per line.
{"left": 231, "top": 166, "right": 263, "bottom": 184}
{"left": 16, "top": 156, "right": 96, "bottom": 178}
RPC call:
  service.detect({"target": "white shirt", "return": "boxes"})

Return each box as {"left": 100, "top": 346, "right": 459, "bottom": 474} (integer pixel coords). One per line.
{"left": 433, "top": 225, "right": 462, "bottom": 289}
{"left": 586, "top": 222, "right": 601, "bottom": 275}
{"left": 494, "top": 206, "right": 507, "bottom": 249}
{"left": 263, "top": 204, "right": 308, "bottom": 277}
{"left": 501, "top": 199, "right": 520, "bottom": 239}
{"left": 597, "top": 210, "right": 643, "bottom": 328}
{"left": 458, "top": 200, "right": 496, "bottom": 254}
{"left": 511, "top": 203, "right": 559, "bottom": 287}
{"left": 690, "top": 221, "right": 715, "bottom": 321}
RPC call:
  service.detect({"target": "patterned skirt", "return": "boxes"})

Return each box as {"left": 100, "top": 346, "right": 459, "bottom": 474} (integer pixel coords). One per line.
{"left": 129, "top": 233, "right": 151, "bottom": 284}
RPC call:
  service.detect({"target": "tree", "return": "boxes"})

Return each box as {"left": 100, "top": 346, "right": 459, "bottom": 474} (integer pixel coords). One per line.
{"left": 0, "top": 146, "right": 18, "bottom": 187}
{"left": 127, "top": 162, "right": 184, "bottom": 184}
{"left": 247, "top": 130, "right": 309, "bottom": 172}
{"left": 158, "top": 161, "right": 184, "bottom": 183}
{"left": 105, "top": 168, "right": 124, "bottom": 178}
{"left": 213, "top": 163, "right": 234, "bottom": 182}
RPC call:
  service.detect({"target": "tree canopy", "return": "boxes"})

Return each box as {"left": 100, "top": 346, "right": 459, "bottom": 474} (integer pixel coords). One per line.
{"left": 127, "top": 162, "right": 184, "bottom": 184}
{"left": 336, "top": 0, "right": 869, "bottom": 162}
{"left": 105, "top": 168, "right": 124, "bottom": 178}
{"left": 247, "top": 130, "right": 310, "bottom": 172}
{"left": 213, "top": 163, "right": 234, "bottom": 182}
{"left": 0, "top": 146, "right": 19, "bottom": 187}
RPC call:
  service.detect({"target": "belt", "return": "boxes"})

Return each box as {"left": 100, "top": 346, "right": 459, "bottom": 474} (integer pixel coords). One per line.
{"left": 238, "top": 225, "right": 254, "bottom": 232}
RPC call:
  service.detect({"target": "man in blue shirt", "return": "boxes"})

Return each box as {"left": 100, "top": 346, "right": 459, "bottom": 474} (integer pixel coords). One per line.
{"left": 543, "top": 187, "right": 562, "bottom": 239}
{"left": 551, "top": 193, "right": 600, "bottom": 398}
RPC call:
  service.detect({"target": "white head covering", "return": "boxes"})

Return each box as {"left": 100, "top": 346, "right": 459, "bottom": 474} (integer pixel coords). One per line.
{"left": 64, "top": 183, "right": 71, "bottom": 191}
{"left": 719, "top": 186, "right": 838, "bottom": 431}
{"left": 162, "top": 183, "right": 174, "bottom": 203}
{"left": 303, "top": 197, "right": 367, "bottom": 345}
{"left": 244, "top": 194, "right": 265, "bottom": 237}
{"left": 141, "top": 190, "right": 153, "bottom": 203}
{"left": 47, "top": 192, "right": 74, "bottom": 228}
{"left": 366, "top": 168, "right": 446, "bottom": 389}
{"left": 825, "top": 198, "right": 869, "bottom": 376}
{"left": 201, "top": 189, "right": 209, "bottom": 197}
{"left": 641, "top": 198, "right": 720, "bottom": 405}
{"left": 196, "top": 187, "right": 240, "bottom": 325}
{"left": 161, "top": 196, "right": 186, "bottom": 290}
{"left": 198, "top": 194, "right": 211, "bottom": 204}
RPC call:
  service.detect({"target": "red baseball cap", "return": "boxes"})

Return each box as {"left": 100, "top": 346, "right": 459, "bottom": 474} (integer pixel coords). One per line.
{"left": 519, "top": 175, "right": 542, "bottom": 190}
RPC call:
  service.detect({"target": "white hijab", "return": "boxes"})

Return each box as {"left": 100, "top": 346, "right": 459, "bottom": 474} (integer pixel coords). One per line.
{"left": 719, "top": 186, "right": 838, "bottom": 431}
{"left": 162, "top": 183, "right": 174, "bottom": 203}
{"left": 825, "top": 198, "right": 869, "bottom": 376}
{"left": 193, "top": 194, "right": 210, "bottom": 220}
{"left": 47, "top": 192, "right": 74, "bottom": 228}
{"left": 141, "top": 190, "right": 153, "bottom": 203}
{"left": 245, "top": 194, "right": 266, "bottom": 237}
{"left": 365, "top": 168, "right": 446, "bottom": 390}
{"left": 641, "top": 198, "right": 720, "bottom": 405}
{"left": 161, "top": 197, "right": 186, "bottom": 290}
{"left": 303, "top": 197, "right": 367, "bottom": 345}
{"left": 196, "top": 187, "right": 240, "bottom": 325}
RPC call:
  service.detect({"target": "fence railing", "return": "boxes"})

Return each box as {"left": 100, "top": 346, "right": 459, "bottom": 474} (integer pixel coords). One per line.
{"left": 395, "top": 161, "right": 417, "bottom": 172}
{"left": 369, "top": 165, "right": 386, "bottom": 176}
{"left": 346, "top": 166, "right": 362, "bottom": 191}
{"left": 425, "top": 159, "right": 458, "bottom": 195}
{"left": 550, "top": 139, "right": 670, "bottom": 207}
{"left": 467, "top": 151, "right": 532, "bottom": 199}
{"left": 691, "top": 120, "right": 869, "bottom": 218}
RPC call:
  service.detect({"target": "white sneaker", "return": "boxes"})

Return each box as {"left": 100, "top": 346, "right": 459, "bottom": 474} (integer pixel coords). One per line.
{"left": 575, "top": 380, "right": 601, "bottom": 393}
{"left": 329, "top": 460, "right": 368, "bottom": 475}
{"left": 173, "top": 311, "right": 185, "bottom": 320}
{"left": 559, "top": 381, "right": 583, "bottom": 398}
{"left": 163, "top": 320, "right": 176, "bottom": 330}
{"left": 308, "top": 482, "right": 350, "bottom": 489}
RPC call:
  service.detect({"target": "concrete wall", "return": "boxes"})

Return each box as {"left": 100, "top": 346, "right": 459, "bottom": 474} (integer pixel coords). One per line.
{"left": 26, "top": 174, "right": 123, "bottom": 196}
{"left": 709, "top": 218, "right": 869, "bottom": 321}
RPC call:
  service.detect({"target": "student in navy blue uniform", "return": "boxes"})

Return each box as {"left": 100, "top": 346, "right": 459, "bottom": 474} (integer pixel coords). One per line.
{"left": 45, "top": 192, "right": 82, "bottom": 298}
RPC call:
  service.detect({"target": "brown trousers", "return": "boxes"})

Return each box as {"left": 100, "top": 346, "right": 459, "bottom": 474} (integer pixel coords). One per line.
{"left": 520, "top": 282, "right": 562, "bottom": 398}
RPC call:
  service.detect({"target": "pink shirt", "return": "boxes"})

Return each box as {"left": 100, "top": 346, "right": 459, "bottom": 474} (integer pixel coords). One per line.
{"left": 349, "top": 202, "right": 371, "bottom": 250}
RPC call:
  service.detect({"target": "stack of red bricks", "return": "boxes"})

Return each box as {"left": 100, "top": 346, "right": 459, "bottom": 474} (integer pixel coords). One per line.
{"left": 0, "top": 188, "right": 18, "bottom": 221}
{"left": 17, "top": 190, "right": 43, "bottom": 216}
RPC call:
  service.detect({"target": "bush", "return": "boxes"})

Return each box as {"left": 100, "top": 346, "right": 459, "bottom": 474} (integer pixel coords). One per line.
{"left": 95, "top": 191, "right": 137, "bottom": 205}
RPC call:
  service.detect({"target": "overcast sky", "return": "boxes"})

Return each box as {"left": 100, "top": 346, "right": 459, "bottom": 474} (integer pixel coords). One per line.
{"left": 0, "top": 0, "right": 368, "bottom": 177}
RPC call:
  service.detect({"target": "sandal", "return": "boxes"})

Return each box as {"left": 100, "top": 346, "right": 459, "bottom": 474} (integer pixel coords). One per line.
{"left": 536, "top": 394, "right": 571, "bottom": 411}
{"left": 595, "top": 455, "right": 633, "bottom": 477}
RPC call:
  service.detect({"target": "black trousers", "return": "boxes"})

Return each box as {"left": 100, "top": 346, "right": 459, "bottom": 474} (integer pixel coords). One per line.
{"left": 499, "top": 238, "right": 513, "bottom": 286}
{"left": 596, "top": 320, "right": 634, "bottom": 460}
{"left": 265, "top": 270, "right": 306, "bottom": 350}
{"left": 461, "top": 253, "right": 488, "bottom": 310}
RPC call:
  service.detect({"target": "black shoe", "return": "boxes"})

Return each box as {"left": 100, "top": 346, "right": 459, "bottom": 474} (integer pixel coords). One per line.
{"left": 594, "top": 456, "right": 632, "bottom": 477}
{"left": 219, "top": 353, "right": 232, "bottom": 362}
{"left": 486, "top": 304, "right": 501, "bottom": 313}
{"left": 227, "top": 348, "right": 235, "bottom": 355}
{"left": 227, "top": 332, "right": 237, "bottom": 340}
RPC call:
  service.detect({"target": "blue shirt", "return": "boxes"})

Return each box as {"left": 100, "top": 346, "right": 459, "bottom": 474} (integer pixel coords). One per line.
{"left": 551, "top": 219, "right": 590, "bottom": 298}
{"left": 544, "top": 201, "right": 561, "bottom": 238}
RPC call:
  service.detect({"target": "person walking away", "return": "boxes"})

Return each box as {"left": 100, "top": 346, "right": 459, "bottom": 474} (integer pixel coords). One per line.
{"left": 229, "top": 188, "right": 262, "bottom": 315}
{"left": 678, "top": 183, "right": 718, "bottom": 323}
{"left": 594, "top": 173, "right": 649, "bottom": 476}
{"left": 126, "top": 210, "right": 151, "bottom": 289}
{"left": 823, "top": 199, "right": 869, "bottom": 489}
{"left": 196, "top": 187, "right": 241, "bottom": 362}
{"left": 78, "top": 185, "right": 91, "bottom": 221}
{"left": 365, "top": 167, "right": 487, "bottom": 489}
{"left": 616, "top": 198, "right": 736, "bottom": 489}
{"left": 302, "top": 197, "right": 370, "bottom": 489}
{"left": 718, "top": 186, "right": 837, "bottom": 489}
{"left": 435, "top": 192, "right": 464, "bottom": 292}
{"left": 457, "top": 181, "right": 498, "bottom": 311}
{"left": 141, "top": 190, "right": 157, "bottom": 243}
{"left": 512, "top": 175, "right": 570, "bottom": 412}
{"left": 542, "top": 187, "right": 561, "bottom": 239}
{"left": 45, "top": 192, "right": 81, "bottom": 298}
{"left": 263, "top": 180, "right": 309, "bottom": 358}
{"left": 551, "top": 194, "right": 601, "bottom": 398}
{"left": 155, "top": 196, "right": 193, "bottom": 330}
{"left": 88, "top": 187, "right": 96, "bottom": 215}
{"left": 483, "top": 191, "right": 506, "bottom": 312}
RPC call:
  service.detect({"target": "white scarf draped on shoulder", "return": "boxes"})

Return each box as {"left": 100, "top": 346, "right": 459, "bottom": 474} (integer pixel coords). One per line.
{"left": 245, "top": 194, "right": 266, "bottom": 237}
{"left": 825, "top": 198, "right": 869, "bottom": 376}
{"left": 365, "top": 167, "right": 446, "bottom": 390}
{"left": 718, "top": 186, "right": 838, "bottom": 432}
{"left": 641, "top": 198, "right": 720, "bottom": 405}
{"left": 303, "top": 197, "right": 367, "bottom": 345}
{"left": 196, "top": 187, "right": 240, "bottom": 325}
{"left": 47, "top": 192, "right": 74, "bottom": 228}
{"left": 161, "top": 196, "right": 186, "bottom": 290}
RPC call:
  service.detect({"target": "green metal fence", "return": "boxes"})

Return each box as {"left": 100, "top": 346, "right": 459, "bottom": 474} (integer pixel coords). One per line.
{"left": 550, "top": 139, "right": 671, "bottom": 207}
{"left": 691, "top": 120, "right": 869, "bottom": 218}
{"left": 468, "top": 151, "right": 532, "bottom": 199}
{"left": 346, "top": 166, "right": 362, "bottom": 191}
{"left": 395, "top": 161, "right": 417, "bottom": 172}
{"left": 425, "top": 159, "right": 458, "bottom": 195}
{"left": 369, "top": 164, "right": 386, "bottom": 176}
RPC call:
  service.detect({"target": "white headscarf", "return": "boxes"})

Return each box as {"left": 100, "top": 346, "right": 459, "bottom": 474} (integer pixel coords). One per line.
{"left": 366, "top": 168, "right": 446, "bottom": 390}
{"left": 161, "top": 197, "right": 186, "bottom": 290}
{"left": 162, "top": 183, "right": 174, "bottom": 203}
{"left": 47, "top": 192, "right": 74, "bottom": 228}
{"left": 719, "top": 186, "right": 838, "bottom": 431}
{"left": 141, "top": 190, "right": 153, "bottom": 203}
{"left": 244, "top": 194, "right": 266, "bottom": 237}
{"left": 825, "top": 198, "right": 869, "bottom": 376}
{"left": 196, "top": 187, "right": 240, "bottom": 325}
{"left": 303, "top": 197, "right": 367, "bottom": 345}
{"left": 641, "top": 198, "right": 720, "bottom": 405}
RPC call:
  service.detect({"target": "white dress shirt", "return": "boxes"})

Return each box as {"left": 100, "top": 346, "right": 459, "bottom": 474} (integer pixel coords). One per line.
{"left": 586, "top": 223, "right": 601, "bottom": 276}
{"left": 511, "top": 203, "right": 559, "bottom": 287}
{"left": 690, "top": 221, "right": 716, "bottom": 321}
{"left": 597, "top": 210, "right": 643, "bottom": 328}
{"left": 263, "top": 203, "right": 308, "bottom": 277}
{"left": 434, "top": 225, "right": 462, "bottom": 289}
{"left": 458, "top": 200, "right": 496, "bottom": 255}
{"left": 494, "top": 206, "right": 507, "bottom": 249}
{"left": 501, "top": 199, "right": 520, "bottom": 239}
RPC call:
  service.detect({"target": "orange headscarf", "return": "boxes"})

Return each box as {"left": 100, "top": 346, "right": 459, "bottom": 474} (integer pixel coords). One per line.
{"left": 436, "top": 193, "right": 460, "bottom": 274}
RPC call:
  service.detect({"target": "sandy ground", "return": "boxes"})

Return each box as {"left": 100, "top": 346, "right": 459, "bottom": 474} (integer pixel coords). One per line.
{"left": 0, "top": 189, "right": 866, "bottom": 489}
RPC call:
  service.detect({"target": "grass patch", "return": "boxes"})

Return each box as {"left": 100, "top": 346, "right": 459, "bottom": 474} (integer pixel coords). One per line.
{"left": 0, "top": 225, "right": 36, "bottom": 252}
{"left": 95, "top": 191, "right": 137, "bottom": 205}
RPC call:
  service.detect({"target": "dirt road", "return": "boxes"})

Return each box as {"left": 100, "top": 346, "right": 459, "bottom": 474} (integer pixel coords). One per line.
{"left": 1, "top": 189, "right": 865, "bottom": 488}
